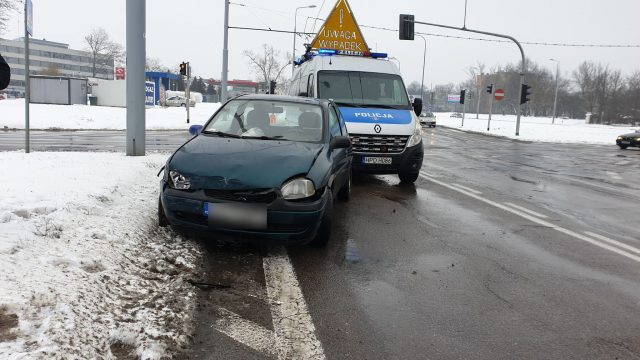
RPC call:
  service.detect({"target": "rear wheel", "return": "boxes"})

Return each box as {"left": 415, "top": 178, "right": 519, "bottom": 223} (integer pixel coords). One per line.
{"left": 399, "top": 171, "right": 419, "bottom": 184}
{"left": 310, "top": 191, "right": 333, "bottom": 247}
{"left": 181, "top": 103, "right": 186, "bottom": 107}
{"left": 158, "top": 197, "right": 169, "bottom": 227}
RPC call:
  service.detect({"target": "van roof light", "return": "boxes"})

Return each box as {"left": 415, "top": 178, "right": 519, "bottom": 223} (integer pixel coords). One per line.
{"left": 315, "top": 48, "right": 388, "bottom": 59}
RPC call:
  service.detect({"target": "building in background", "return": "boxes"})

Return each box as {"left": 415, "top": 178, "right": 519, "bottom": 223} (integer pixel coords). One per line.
{"left": 207, "top": 79, "right": 262, "bottom": 102}
{"left": 0, "top": 37, "right": 114, "bottom": 97}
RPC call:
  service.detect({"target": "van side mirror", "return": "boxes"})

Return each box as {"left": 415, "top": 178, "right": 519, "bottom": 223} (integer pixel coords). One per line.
{"left": 412, "top": 97, "right": 423, "bottom": 117}
{"left": 329, "top": 136, "right": 351, "bottom": 151}
{"left": 189, "top": 125, "right": 203, "bottom": 136}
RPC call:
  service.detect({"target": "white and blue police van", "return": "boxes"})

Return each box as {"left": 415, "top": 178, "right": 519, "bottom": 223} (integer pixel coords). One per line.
{"left": 289, "top": 49, "right": 424, "bottom": 183}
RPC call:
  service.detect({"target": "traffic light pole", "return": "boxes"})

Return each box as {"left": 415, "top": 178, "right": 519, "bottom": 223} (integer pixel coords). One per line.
{"left": 185, "top": 63, "right": 190, "bottom": 124}
{"left": 221, "top": 0, "right": 230, "bottom": 103}
{"left": 488, "top": 85, "right": 494, "bottom": 127}
{"left": 409, "top": 19, "right": 526, "bottom": 136}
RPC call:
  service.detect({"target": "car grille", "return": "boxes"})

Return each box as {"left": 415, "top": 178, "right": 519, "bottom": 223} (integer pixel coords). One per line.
{"left": 349, "top": 134, "right": 410, "bottom": 153}
{"left": 204, "top": 189, "right": 277, "bottom": 203}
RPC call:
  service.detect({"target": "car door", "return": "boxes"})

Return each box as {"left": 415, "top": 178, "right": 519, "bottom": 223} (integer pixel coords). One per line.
{"left": 328, "top": 104, "right": 350, "bottom": 192}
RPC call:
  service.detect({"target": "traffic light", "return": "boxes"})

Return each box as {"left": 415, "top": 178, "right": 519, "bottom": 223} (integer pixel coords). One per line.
{"left": 269, "top": 80, "right": 276, "bottom": 94}
{"left": 399, "top": 14, "right": 415, "bottom": 40}
{"left": 459, "top": 89, "right": 466, "bottom": 104}
{"left": 179, "top": 62, "right": 187, "bottom": 76}
{"left": 486, "top": 84, "right": 493, "bottom": 94}
{"left": 520, "top": 84, "right": 532, "bottom": 104}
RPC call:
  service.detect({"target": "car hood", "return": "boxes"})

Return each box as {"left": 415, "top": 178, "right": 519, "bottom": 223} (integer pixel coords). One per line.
{"left": 619, "top": 132, "right": 640, "bottom": 138}
{"left": 169, "top": 135, "right": 324, "bottom": 190}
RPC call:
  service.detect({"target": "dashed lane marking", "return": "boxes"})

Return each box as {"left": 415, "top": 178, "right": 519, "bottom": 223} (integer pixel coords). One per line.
{"left": 420, "top": 172, "right": 640, "bottom": 264}
{"left": 263, "top": 246, "right": 326, "bottom": 360}
{"left": 451, "top": 183, "right": 483, "bottom": 195}
{"left": 503, "top": 202, "right": 549, "bottom": 219}
{"left": 584, "top": 231, "right": 640, "bottom": 255}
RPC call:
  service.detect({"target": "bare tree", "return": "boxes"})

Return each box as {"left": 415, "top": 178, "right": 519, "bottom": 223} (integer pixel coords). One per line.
{"left": 40, "top": 63, "right": 61, "bottom": 76}
{"left": 0, "top": 0, "right": 18, "bottom": 33}
{"left": 145, "top": 57, "right": 167, "bottom": 72}
{"left": 243, "top": 44, "right": 290, "bottom": 87}
{"left": 84, "top": 28, "right": 123, "bottom": 78}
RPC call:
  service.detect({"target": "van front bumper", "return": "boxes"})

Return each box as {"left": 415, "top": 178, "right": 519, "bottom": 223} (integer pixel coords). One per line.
{"left": 351, "top": 140, "right": 424, "bottom": 175}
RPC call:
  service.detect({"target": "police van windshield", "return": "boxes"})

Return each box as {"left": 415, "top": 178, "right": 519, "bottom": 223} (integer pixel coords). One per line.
{"left": 317, "top": 71, "right": 411, "bottom": 110}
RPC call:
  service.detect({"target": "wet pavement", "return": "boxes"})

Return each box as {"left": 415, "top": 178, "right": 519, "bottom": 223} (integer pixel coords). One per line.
{"left": 4, "top": 127, "right": 640, "bottom": 358}
{"left": 185, "top": 127, "right": 640, "bottom": 359}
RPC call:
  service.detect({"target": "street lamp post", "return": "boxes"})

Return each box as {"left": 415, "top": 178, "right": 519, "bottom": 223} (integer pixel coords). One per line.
{"left": 293, "top": 5, "right": 316, "bottom": 76}
{"left": 416, "top": 34, "right": 427, "bottom": 112}
{"left": 550, "top": 58, "right": 560, "bottom": 124}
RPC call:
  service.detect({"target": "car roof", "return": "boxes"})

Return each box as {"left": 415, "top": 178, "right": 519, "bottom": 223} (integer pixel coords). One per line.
{"left": 234, "top": 94, "right": 327, "bottom": 106}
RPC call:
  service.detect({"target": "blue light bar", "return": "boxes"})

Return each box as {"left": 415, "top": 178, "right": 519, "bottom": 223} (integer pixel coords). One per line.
{"left": 370, "top": 52, "right": 388, "bottom": 59}
{"left": 318, "top": 48, "right": 338, "bottom": 55}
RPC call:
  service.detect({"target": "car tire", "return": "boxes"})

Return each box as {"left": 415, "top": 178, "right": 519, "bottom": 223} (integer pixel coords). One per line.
{"left": 181, "top": 103, "right": 186, "bottom": 107}
{"left": 310, "top": 190, "right": 333, "bottom": 248}
{"left": 158, "top": 197, "right": 169, "bottom": 227}
{"left": 337, "top": 171, "right": 352, "bottom": 202}
{"left": 399, "top": 171, "right": 419, "bottom": 184}
{"left": 618, "top": 145, "right": 628, "bottom": 149}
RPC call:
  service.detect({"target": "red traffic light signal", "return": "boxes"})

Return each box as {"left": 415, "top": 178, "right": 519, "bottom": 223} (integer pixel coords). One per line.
{"left": 459, "top": 89, "right": 466, "bottom": 104}
{"left": 520, "top": 84, "right": 532, "bottom": 104}
{"left": 486, "top": 84, "right": 493, "bottom": 94}
{"left": 179, "top": 62, "right": 187, "bottom": 76}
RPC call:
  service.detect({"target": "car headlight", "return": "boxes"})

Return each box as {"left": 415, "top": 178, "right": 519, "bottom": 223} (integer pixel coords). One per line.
{"left": 407, "top": 120, "right": 423, "bottom": 147}
{"left": 169, "top": 170, "right": 191, "bottom": 190}
{"left": 636, "top": 137, "right": 640, "bottom": 141}
{"left": 617, "top": 136, "right": 623, "bottom": 140}
{"left": 281, "top": 178, "right": 315, "bottom": 200}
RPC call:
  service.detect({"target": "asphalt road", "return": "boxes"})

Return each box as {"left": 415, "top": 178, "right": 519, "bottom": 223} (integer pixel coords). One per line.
{"left": 4, "top": 127, "right": 640, "bottom": 359}
{"left": 186, "top": 128, "right": 640, "bottom": 359}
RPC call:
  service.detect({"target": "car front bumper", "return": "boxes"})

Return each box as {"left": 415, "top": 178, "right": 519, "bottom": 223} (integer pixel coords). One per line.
{"left": 617, "top": 138, "right": 640, "bottom": 147}
{"left": 160, "top": 182, "right": 329, "bottom": 245}
{"left": 351, "top": 141, "right": 424, "bottom": 175}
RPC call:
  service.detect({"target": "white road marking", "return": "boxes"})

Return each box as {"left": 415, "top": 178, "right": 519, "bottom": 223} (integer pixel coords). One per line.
{"left": 420, "top": 172, "right": 640, "bottom": 264}
{"left": 214, "top": 308, "right": 277, "bottom": 358}
{"left": 503, "top": 202, "right": 549, "bottom": 219}
{"left": 605, "top": 171, "right": 623, "bottom": 180}
{"left": 584, "top": 231, "right": 640, "bottom": 255}
{"left": 263, "top": 246, "right": 326, "bottom": 360}
{"left": 451, "top": 183, "right": 483, "bottom": 195}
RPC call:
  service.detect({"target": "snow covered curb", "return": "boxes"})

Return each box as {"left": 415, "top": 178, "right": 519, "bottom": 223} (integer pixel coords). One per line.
{"left": 0, "top": 99, "right": 220, "bottom": 131}
{"left": 435, "top": 113, "right": 638, "bottom": 145}
{"left": 0, "top": 152, "right": 203, "bottom": 359}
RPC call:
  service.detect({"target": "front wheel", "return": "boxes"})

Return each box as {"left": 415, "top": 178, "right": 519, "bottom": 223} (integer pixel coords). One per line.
{"left": 399, "top": 171, "right": 419, "bottom": 184}
{"left": 337, "top": 171, "right": 352, "bottom": 202}
{"left": 618, "top": 145, "right": 628, "bottom": 149}
{"left": 158, "top": 197, "right": 169, "bottom": 227}
{"left": 310, "top": 191, "right": 333, "bottom": 247}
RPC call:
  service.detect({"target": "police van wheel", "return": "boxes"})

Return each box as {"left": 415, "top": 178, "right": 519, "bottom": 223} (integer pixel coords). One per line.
{"left": 399, "top": 171, "right": 419, "bottom": 184}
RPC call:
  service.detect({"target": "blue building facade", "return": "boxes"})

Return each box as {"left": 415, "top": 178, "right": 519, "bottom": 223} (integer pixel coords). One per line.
{"left": 145, "top": 72, "right": 181, "bottom": 105}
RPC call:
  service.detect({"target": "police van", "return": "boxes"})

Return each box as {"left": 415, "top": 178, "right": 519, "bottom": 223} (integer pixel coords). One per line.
{"left": 289, "top": 50, "right": 424, "bottom": 183}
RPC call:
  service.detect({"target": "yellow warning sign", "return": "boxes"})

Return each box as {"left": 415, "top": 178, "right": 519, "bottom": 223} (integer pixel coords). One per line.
{"left": 310, "top": 0, "right": 369, "bottom": 54}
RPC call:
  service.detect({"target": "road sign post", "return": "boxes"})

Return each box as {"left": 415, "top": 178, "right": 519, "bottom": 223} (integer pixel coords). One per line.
{"left": 24, "top": 0, "right": 33, "bottom": 153}
{"left": 488, "top": 84, "right": 494, "bottom": 129}
{"left": 125, "top": 0, "right": 146, "bottom": 156}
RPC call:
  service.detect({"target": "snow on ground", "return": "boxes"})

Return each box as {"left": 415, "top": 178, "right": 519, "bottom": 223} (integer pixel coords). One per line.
{"left": 0, "top": 99, "right": 220, "bottom": 130}
{"left": 435, "top": 113, "right": 639, "bottom": 145}
{"left": 0, "top": 151, "right": 203, "bottom": 359}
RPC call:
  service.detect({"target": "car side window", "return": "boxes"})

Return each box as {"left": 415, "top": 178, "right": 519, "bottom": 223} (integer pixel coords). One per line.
{"left": 307, "top": 74, "right": 315, "bottom": 97}
{"left": 329, "top": 106, "right": 341, "bottom": 138}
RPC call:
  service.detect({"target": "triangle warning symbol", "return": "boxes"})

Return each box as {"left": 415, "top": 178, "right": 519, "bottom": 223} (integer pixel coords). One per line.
{"left": 310, "top": 0, "right": 369, "bottom": 54}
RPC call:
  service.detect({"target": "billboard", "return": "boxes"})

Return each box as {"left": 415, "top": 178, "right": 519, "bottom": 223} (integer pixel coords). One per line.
{"left": 145, "top": 81, "right": 155, "bottom": 107}
{"left": 447, "top": 94, "right": 460, "bottom": 103}
{"left": 115, "top": 67, "right": 125, "bottom": 80}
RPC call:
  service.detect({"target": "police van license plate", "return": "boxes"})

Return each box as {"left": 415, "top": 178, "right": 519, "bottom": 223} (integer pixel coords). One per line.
{"left": 621, "top": 141, "right": 631, "bottom": 145}
{"left": 362, "top": 157, "right": 392, "bottom": 165}
{"left": 205, "top": 203, "right": 267, "bottom": 230}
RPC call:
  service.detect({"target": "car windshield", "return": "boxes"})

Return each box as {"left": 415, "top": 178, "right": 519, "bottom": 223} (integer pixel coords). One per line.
{"left": 203, "top": 99, "right": 324, "bottom": 142}
{"left": 317, "top": 71, "right": 411, "bottom": 110}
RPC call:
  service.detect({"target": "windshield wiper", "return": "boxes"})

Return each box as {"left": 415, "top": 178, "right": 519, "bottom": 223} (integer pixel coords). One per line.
{"left": 202, "top": 130, "right": 241, "bottom": 138}
{"left": 334, "top": 102, "right": 366, "bottom": 108}
{"left": 361, "top": 104, "right": 404, "bottom": 109}
{"left": 240, "top": 135, "right": 284, "bottom": 140}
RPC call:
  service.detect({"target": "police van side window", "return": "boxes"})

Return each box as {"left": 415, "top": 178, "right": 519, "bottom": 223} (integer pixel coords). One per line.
{"left": 329, "top": 106, "right": 341, "bottom": 137}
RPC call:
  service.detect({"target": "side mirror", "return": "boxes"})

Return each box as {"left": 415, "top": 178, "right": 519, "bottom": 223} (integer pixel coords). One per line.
{"left": 189, "top": 125, "right": 203, "bottom": 136}
{"left": 329, "top": 136, "right": 351, "bottom": 151}
{"left": 298, "top": 92, "right": 309, "bottom": 97}
{"left": 412, "top": 97, "right": 423, "bottom": 117}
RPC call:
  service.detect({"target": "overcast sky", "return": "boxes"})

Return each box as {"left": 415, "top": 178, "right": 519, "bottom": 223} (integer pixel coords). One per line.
{"left": 3, "top": 0, "right": 640, "bottom": 86}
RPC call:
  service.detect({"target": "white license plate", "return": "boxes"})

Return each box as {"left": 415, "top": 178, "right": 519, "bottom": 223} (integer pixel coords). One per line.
{"left": 362, "top": 157, "right": 392, "bottom": 165}
{"left": 205, "top": 203, "right": 267, "bottom": 230}
{"left": 621, "top": 141, "right": 630, "bottom": 145}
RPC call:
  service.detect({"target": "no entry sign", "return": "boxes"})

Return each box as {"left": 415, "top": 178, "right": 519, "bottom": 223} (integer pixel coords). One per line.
{"left": 494, "top": 89, "right": 505, "bottom": 101}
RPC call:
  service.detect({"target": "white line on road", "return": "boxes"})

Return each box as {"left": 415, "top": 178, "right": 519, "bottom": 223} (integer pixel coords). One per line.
{"left": 420, "top": 172, "right": 640, "bottom": 264}
{"left": 451, "top": 183, "right": 483, "bottom": 195}
{"left": 214, "top": 308, "right": 277, "bottom": 358}
{"left": 503, "top": 202, "right": 549, "bottom": 219}
{"left": 263, "top": 246, "right": 326, "bottom": 360}
{"left": 584, "top": 231, "right": 640, "bottom": 255}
